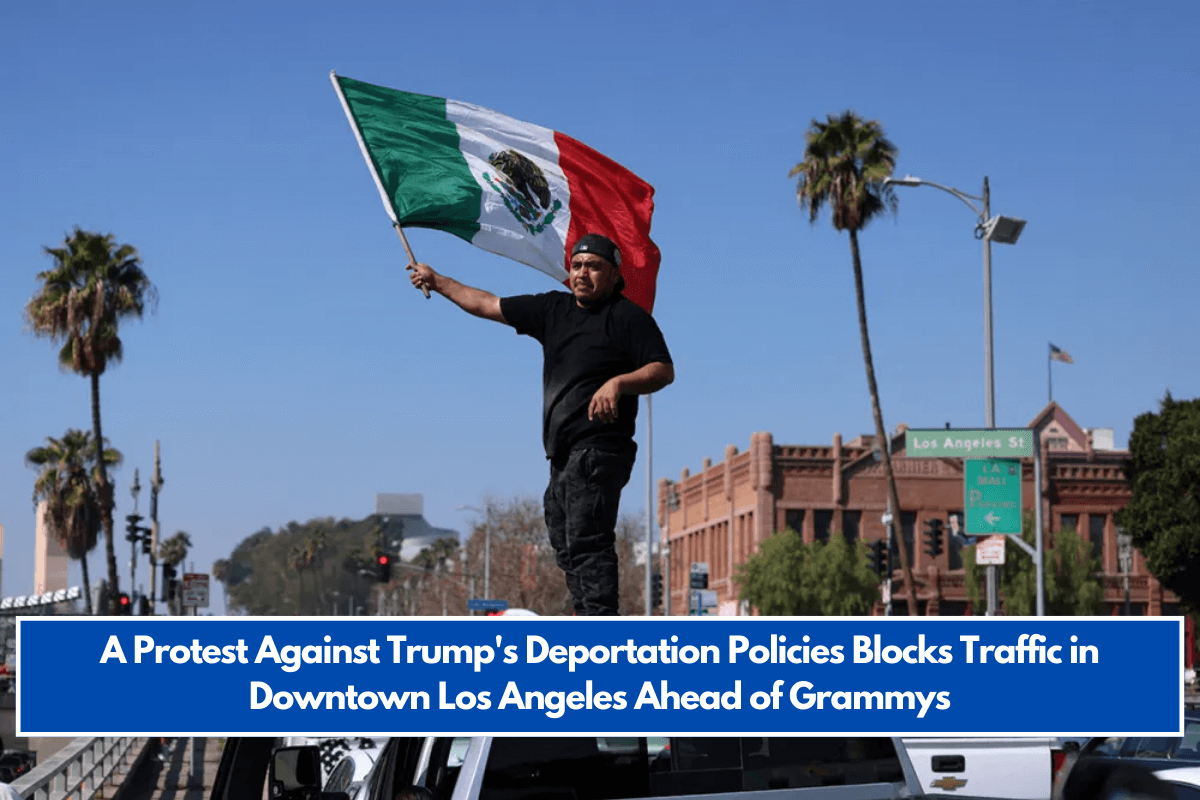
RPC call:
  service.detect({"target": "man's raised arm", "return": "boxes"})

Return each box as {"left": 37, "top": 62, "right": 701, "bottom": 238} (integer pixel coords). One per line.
{"left": 408, "top": 263, "right": 506, "bottom": 324}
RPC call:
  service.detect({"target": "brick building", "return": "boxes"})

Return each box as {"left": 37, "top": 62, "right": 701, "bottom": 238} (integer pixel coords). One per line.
{"left": 656, "top": 403, "right": 1181, "bottom": 616}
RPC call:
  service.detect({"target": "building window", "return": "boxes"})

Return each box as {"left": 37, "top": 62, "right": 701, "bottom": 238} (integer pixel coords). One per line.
{"left": 1088, "top": 515, "right": 1106, "bottom": 560}
{"left": 939, "top": 600, "right": 968, "bottom": 617}
{"left": 784, "top": 509, "right": 805, "bottom": 536}
{"left": 1047, "top": 436, "right": 1069, "bottom": 450}
{"left": 948, "top": 511, "right": 964, "bottom": 570}
{"left": 1060, "top": 514, "right": 1079, "bottom": 533}
{"left": 814, "top": 510, "right": 833, "bottom": 544}
{"left": 842, "top": 511, "right": 861, "bottom": 543}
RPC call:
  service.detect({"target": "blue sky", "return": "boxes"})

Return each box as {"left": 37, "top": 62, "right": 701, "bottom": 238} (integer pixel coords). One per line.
{"left": 2, "top": 1, "right": 1197, "bottom": 613}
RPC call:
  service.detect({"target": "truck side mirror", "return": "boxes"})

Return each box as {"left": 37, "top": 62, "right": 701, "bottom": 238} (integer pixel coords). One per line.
{"left": 269, "top": 746, "right": 322, "bottom": 800}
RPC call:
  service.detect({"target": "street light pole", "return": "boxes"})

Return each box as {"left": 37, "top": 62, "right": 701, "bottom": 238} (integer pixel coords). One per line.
{"left": 129, "top": 470, "right": 141, "bottom": 595}
{"left": 982, "top": 177, "right": 995, "bottom": 430}
{"left": 885, "top": 174, "right": 1030, "bottom": 616}
{"left": 645, "top": 396, "right": 653, "bottom": 616}
{"left": 458, "top": 504, "right": 491, "bottom": 601}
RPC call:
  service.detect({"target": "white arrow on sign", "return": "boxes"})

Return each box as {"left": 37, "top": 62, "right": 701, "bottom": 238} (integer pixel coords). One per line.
{"left": 985, "top": 512, "right": 1000, "bottom": 526}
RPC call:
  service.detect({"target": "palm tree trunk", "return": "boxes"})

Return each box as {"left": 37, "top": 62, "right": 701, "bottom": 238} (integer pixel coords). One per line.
{"left": 79, "top": 554, "right": 93, "bottom": 615}
{"left": 849, "top": 229, "right": 919, "bottom": 616}
{"left": 91, "top": 371, "right": 120, "bottom": 613}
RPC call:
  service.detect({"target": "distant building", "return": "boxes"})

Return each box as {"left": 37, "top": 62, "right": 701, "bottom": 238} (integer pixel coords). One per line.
{"left": 374, "top": 494, "right": 460, "bottom": 561}
{"left": 657, "top": 403, "right": 1179, "bottom": 616}
{"left": 34, "top": 502, "right": 69, "bottom": 596}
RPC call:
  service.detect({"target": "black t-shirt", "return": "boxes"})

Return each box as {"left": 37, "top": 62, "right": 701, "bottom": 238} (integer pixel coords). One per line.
{"left": 500, "top": 291, "right": 672, "bottom": 461}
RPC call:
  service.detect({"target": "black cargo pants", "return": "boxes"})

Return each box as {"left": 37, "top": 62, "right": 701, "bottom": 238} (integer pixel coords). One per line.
{"left": 544, "top": 447, "right": 635, "bottom": 616}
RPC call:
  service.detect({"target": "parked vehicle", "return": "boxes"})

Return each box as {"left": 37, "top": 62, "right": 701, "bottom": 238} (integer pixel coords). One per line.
{"left": 0, "top": 751, "right": 35, "bottom": 783}
{"left": 1075, "top": 711, "right": 1200, "bottom": 773}
{"left": 325, "top": 744, "right": 383, "bottom": 800}
{"left": 902, "top": 737, "right": 1067, "bottom": 800}
{"left": 1154, "top": 766, "right": 1200, "bottom": 800}
{"left": 212, "top": 735, "right": 925, "bottom": 800}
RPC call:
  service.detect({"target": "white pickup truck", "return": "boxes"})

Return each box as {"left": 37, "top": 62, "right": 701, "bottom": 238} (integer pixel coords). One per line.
{"left": 213, "top": 735, "right": 1071, "bottom": 800}
{"left": 901, "top": 737, "right": 1071, "bottom": 800}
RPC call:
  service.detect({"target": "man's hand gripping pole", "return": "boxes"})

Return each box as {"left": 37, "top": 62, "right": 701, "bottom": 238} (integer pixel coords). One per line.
{"left": 396, "top": 225, "right": 430, "bottom": 299}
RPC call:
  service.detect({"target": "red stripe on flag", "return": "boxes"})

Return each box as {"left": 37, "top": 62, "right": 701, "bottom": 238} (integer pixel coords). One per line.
{"left": 555, "top": 132, "right": 661, "bottom": 314}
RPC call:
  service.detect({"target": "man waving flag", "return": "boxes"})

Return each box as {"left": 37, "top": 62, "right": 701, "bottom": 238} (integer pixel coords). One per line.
{"left": 331, "top": 72, "right": 661, "bottom": 314}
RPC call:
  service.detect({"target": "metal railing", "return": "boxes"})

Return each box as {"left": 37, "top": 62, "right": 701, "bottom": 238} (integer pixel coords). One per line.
{"left": 9, "top": 736, "right": 146, "bottom": 800}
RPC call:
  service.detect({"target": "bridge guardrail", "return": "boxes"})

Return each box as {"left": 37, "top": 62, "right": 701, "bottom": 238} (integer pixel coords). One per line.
{"left": 9, "top": 736, "right": 147, "bottom": 800}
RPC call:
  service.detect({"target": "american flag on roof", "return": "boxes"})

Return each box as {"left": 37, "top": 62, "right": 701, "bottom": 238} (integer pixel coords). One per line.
{"left": 1049, "top": 343, "right": 1074, "bottom": 364}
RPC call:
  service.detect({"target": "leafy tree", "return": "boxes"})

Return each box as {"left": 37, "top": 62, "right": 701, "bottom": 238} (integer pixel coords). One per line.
{"left": 219, "top": 516, "right": 399, "bottom": 615}
{"left": 963, "top": 511, "right": 1103, "bottom": 615}
{"left": 24, "top": 228, "right": 156, "bottom": 610}
{"left": 791, "top": 112, "right": 915, "bottom": 615}
{"left": 453, "top": 497, "right": 648, "bottom": 616}
{"left": 158, "top": 530, "right": 192, "bottom": 567}
{"left": 24, "top": 429, "right": 122, "bottom": 615}
{"left": 734, "top": 529, "right": 880, "bottom": 616}
{"left": 1117, "top": 394, "right": 1200, "bottom": 612}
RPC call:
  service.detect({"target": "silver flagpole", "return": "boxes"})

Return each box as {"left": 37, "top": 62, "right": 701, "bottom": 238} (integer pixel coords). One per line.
{"left": 1048, "top": 344, "right": 1053, "bottom": 403}
{"left": 645, "top": 395, "right": 653, "bottom": 616}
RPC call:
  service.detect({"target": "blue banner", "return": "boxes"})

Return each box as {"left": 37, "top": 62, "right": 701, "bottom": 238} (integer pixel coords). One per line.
{"left": 17, "top": 616, "right": 1182, "bottom": 736}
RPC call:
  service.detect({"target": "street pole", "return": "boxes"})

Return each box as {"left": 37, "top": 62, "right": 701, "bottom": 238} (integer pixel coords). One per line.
{"left": 982, "top": 177, "right": 995, "bottom": 432}
{"left": 1034, "top": 429, "right": 1045, "bottom": 616}
{"left": 663, "top": 542, "right": 671, "bottom": 618}
{"left": 128, "top": 470, "right": 141, "bottom": 600}
{"left": 884, "top": 501, "right": 894, "bottom": 617}
{"left": 645, "top": 396, "right": 653, "bottom": 616}
{"left": 149, "top": 441, "right": 162, "bottom": 610}
{"left": 982, "top": 176, "right": 999, "bottom": 617}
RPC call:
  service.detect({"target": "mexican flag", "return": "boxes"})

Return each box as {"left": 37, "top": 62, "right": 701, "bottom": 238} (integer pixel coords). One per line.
{"left": 331, "top": 72, "right": 661, "bottom": 313}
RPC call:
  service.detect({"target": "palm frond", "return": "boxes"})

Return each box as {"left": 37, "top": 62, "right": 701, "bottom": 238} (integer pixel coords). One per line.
{"left": 790, "top": 110, "right": 898, "bottom": 233}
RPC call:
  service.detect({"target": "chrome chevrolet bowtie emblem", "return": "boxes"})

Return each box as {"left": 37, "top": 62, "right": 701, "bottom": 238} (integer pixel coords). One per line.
{"left": 931, "top": 777, "right": 968, "bottom": 791}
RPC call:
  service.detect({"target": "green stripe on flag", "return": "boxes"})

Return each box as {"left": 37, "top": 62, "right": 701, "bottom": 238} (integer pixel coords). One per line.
{"left": 337, "top": 76, "right": 482, "bottom": 243}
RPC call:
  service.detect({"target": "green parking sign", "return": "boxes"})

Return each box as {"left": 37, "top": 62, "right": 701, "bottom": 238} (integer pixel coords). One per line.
{"left": 964, "top": 459, "right": 1022, "bottom": 535}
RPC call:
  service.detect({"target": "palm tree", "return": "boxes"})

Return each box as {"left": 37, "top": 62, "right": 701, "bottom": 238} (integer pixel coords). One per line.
{"left": 790, "top": 111, "right": 918, "bottom": 616}
{"left": 24, "top": 228, "right": 156, "bottom": 612}
{"left": 290, "top": 541, "right": 312, "bottom": 613}
{"left": 25, "top": 429, "right": 122, "bottom": 615}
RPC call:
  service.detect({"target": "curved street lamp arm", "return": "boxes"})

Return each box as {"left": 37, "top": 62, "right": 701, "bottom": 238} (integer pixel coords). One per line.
{"left": 888, "top": 177, "right": 985, "bottom": 220}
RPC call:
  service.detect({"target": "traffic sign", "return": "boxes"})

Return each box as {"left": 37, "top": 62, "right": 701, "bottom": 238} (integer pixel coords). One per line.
{"left": 468, "top": 599, "right": 508, "bottom": 612}
{"left": 964, "top": 459, "right": 1022, "bottom": 534}
{"left": 975, "top": 535, "right": 1007, "bottom": 565}
{"left": 181, "top": 573, "right": 209, "bottom": 608}
{"left": 906, "top": 428, "right": 1034, "bottom": 459}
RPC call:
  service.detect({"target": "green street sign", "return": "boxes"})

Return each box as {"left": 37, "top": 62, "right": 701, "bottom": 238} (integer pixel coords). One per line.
{"left": 964, "top": 459, "right": 1023, "bottom": 534}
{"left": 906, "top": 428, "right": 1034, "bottom": 459}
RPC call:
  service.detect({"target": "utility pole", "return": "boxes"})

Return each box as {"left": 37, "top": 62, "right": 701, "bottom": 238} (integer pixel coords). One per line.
{"left": 149, "top": 441, "right": 163, "bottom": 610}
{"left": 981, "top": 177, "right": 999, "bottom": 617}
{"left": 128, "top": 470, "right": 142, "bottom": 594}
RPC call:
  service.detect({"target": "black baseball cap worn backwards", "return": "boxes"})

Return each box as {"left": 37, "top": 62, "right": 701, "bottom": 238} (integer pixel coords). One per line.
{"left": 571, "top": 234, "right": 622, "bottom": 268}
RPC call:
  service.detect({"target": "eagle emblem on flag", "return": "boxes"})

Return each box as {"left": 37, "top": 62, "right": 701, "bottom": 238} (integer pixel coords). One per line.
{"left": 483, "top": 149, "right": 562, "bottom": 236}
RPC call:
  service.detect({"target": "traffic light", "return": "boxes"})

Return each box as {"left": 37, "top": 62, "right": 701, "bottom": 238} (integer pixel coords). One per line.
{"left": 125, "top": 512, "right": 142, "bottom": 542}
{"left": 924, "top": 519, "right": 944, "bottom": 559}
{"left": 141, "top": 534, "right": 152, "bottom": 556}
{"left": 117, "top": 592, "right": 132, "bottom": 615}
{"left": 869, "top": 539, "right": 889, "bottom": 577}
{"left": 377, "top": 554, "right": 393, "bottom": 584}
{"left": 651, "top": 572, "right": 663, "bottom": 609}
{"left": 162, "top": 563, "right": 178, "bottom": 601}
{"left": 138, "top": 595, "right": 151, "bottom": 616}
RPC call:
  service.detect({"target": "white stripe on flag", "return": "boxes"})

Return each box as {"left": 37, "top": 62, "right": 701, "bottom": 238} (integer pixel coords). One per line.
{"left": 447, "top": 101, "right": 570, "bottom": 281}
